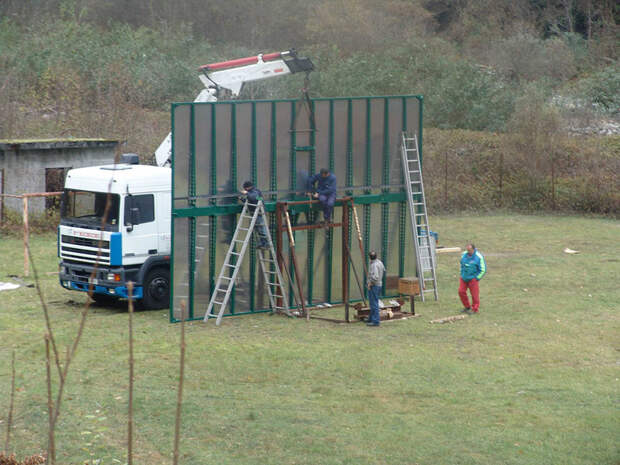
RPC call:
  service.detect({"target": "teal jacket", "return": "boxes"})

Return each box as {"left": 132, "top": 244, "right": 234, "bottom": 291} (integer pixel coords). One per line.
{"left": 460, "top": 249, "right": 486, "bottom": 282}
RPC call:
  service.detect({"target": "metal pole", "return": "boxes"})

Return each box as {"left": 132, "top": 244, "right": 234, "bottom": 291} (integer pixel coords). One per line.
{"left": 352, "top": 205, "right": 369, "bottom": 276}
{"left": 284, "top": 208, "right": 307, "bottom": 319}
{"left": 276, "top": 248, "right": 302, "bottom": 315}
{"left": 342, "top": 229, "right": 366, "bottom": 307}
{"left": 276, "top": 203, "right": 284, "bottom": 310}
{"left": 342, "top": 200, "right": 350, "bottom": 322}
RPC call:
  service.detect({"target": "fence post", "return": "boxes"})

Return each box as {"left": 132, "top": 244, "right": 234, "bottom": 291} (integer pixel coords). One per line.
{"left": 23, "top": 196, "right": 29, "bottom": 277}
{"left": 551, "top": 153, "right": 556, "bottom": 210}
{"left": 444, "top": 151, "right": 448, "bottom": 207}
{"left": 498, "top": 152, "right": 504, "bottom": 208}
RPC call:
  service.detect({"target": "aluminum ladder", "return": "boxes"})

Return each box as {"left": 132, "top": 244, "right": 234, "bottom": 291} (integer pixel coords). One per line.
{"left": 204, "top": 200, "right": 291, "bottom": 325}
{"left": 400, "top": 132, "right": 438, "bottom": 301}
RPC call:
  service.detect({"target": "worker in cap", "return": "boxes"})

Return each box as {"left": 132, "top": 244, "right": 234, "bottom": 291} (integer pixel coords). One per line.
{"left": 306, "top": 168, "right": 337, "bottom": 225}
{"left": 240, "top": 181, "right": 269, "bottom": 249}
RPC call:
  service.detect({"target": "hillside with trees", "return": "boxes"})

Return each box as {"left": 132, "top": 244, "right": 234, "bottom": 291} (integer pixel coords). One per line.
{"left": 1, "top": 0, "right": 618, "bottom": 214}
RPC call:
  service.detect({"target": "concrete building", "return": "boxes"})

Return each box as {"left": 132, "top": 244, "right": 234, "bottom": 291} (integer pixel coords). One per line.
{"left": 0, "top": 139, "right": 120, "bottom": 216}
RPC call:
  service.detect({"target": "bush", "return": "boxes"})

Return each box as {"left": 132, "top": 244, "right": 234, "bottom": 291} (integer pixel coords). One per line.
{"left": 270, "top": 42, "right": 517, "bottom": 132}
{"left": 485, "top": 32, "right": 578, "bottom": 82}
{"left": 572, "top": 64, "right": 620, "bottom": 116}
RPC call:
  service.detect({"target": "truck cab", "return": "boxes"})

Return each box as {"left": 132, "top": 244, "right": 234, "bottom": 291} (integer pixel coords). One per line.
{"left": 58, "top": 162, "right": 172, "bottom": 309}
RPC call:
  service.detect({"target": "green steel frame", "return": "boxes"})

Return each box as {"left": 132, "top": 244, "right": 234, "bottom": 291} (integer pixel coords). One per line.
{"left": 170, "top": 95, "right": 423, "bottom": 322}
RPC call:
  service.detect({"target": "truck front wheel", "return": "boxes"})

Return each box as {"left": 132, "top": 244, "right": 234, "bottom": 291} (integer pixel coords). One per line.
{"left": 142, "top": 268, "right": 170, "bottom": 310}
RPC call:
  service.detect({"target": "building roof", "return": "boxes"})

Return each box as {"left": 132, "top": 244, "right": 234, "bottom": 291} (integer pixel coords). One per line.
{"left": 0, "top": 139, "right": 120, "bottom": 151}
{"left": 65, "top": 164, "right": 171, "bottom": 194}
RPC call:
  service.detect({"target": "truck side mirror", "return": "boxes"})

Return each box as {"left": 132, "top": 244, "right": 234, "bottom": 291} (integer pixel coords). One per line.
{"left": 125, "top": 195, "right": 135, "bottom": 232}
{"left": 126, "top": 207, "right": 141, "bottom": 232}
{"left": 130, "top": 207, "right": 140, "bottom": 225}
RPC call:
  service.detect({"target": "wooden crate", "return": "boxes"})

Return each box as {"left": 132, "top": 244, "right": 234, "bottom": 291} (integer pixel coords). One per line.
{"left": 398, "top": 277, "right": 420, "bottom": 296}
{"left": 385, "top": 275, "right": 400, "bottom": 290}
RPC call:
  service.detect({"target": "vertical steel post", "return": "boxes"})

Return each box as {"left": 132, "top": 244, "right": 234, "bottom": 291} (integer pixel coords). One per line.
{"left": 230, "top": 103, "right": 237, "bottom": 314}
{"left": 307, "top": 100, "right": 316, "bottom": 304}
{"left": 342, "top": 199, "right": 350, "bottom": 322}
{"left": 270, "top": 102, "right": 280, "bottom": 303}
{"left": 326, "top": 100, "right": 335, "bottom": 303}
{"left": 399, "top": 97, "right": 408, "bottom": 278}
{"left": 208, "top": 105, "right": 217, "bottom": 315}
{"left": 289, "top": 101, "right": 297, "bottom": 194}
{"left": 276, "top": 202, "right": 284, "bottom": 310}
{"left": 188, "top": 105, "right": 196, "bottom": 319}
{"left": 169, "top": 105, "right": 176, "bottom": 322}
{"left": 418, "top": 96, "right": 424, "bottom": 165}
{"left": 345, "top": 100, "right": 354, "bottom": 305}
{"left": 249, "top": 102, "right": 257, "bottom": 311}
{"left": 381, "top": 98, "right": 390, "bottom": 292}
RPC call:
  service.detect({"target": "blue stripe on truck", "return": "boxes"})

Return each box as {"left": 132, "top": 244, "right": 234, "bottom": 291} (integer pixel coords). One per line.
{"left": 110, "top": 233, "right": 122, "bottom": 265}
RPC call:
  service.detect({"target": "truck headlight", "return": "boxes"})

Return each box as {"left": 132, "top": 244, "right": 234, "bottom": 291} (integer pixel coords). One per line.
{"left": 59, "top": 265, "right": 66, "bottom": 274}
{"left": 107, "top": 273, "right": 121, "bottom": 282}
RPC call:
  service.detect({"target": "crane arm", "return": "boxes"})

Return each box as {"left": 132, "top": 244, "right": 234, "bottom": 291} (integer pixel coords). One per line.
{"left": 155, "top": 49, "right": 313, "bottom": 167}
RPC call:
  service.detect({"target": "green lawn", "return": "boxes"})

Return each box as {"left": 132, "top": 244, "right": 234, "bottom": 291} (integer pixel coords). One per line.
{"left": 0, "top": 214, "right": 618, "bottom": 465}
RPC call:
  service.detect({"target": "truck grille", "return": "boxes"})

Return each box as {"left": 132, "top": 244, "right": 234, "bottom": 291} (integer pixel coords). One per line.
{"left": 60, "top": 235, "right": 110, "bottom": 265}
{"left": 61, "top": 235, "right": 109, "bottom": 249}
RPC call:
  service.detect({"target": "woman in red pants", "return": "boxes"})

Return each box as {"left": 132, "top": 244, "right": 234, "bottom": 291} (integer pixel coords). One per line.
{"left": 459, "top": 243, "right": 486, "bottom": 314}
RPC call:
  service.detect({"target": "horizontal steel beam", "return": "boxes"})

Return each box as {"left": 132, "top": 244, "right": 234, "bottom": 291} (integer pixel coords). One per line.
{"left": 173, "top": 192, "right": 406, "bottom": 218}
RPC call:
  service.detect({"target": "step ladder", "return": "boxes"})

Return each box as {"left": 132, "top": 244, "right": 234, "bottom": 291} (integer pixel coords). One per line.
{"left": 204, "top": 200, "right": 292, "bottom": 325}
{"left": 401, "top": 132, "right": 438, "bottom": 301}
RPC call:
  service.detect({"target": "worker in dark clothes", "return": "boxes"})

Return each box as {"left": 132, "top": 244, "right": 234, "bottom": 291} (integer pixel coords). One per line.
{"left": 240, "top": 181, "right": 269, "bottom": 249}
{"left": 306, "top": 168, "right": 337, "bottom": 224}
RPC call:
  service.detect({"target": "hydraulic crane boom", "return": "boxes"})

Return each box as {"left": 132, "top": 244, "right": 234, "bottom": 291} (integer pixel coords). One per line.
{"left": 154, "top": 49, "right": 313, "bottom": 167}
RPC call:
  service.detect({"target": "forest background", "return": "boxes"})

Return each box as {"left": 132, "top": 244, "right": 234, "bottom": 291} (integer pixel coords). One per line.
{"left": 0, "top": 0, "right": 618, "bottom": 215}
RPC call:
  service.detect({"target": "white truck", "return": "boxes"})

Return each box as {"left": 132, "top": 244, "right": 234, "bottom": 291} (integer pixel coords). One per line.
{"left": 58, "top": 49, "right": 314, "bottom": 308}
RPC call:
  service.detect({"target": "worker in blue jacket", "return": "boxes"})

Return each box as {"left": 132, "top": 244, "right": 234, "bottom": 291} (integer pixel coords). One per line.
{"left": 240, "top": 180, "right": 269, "bottom": 249}
{"left": 306, "top": 168, "right": 337, "bottom": 224}
{"left": 459, "top": 243, "right": 486, "bottom": 314}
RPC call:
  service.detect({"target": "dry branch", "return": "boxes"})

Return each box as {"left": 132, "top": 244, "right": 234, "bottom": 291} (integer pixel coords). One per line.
{"left": 4, "top": 351, "right": 15, "bottom": 454}
{"left": 172, "top": 301, "right": 187, "bottom": 465}
{"left": 127, "top": 282, "right": 134, "bottom": 465}
{"left": 44, "top": 336, "right": 54, "bottom": 464}
{"left": 31, "top": 150, "right": 121, "bottom": 464}
{"left": 26, "top": 246, "right": 63, "bottom": 382}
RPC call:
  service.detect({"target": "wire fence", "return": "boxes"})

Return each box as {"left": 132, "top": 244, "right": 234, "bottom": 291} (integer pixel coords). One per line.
{"left": 423, "top": 130, "right": 620, "bottom": 215}
{"left": 0, "top": 192, "right": 62, "bottom": 276}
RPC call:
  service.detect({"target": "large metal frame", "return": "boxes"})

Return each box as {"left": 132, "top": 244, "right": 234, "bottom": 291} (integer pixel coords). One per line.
{"left": 170, "top": 95, "right": 423, "bottom": 322}
{"left": 276, "top": 197, "right": 356, "bottom": 323}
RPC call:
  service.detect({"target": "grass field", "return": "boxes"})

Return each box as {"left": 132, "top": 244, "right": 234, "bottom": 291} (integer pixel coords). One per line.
{"left": 0, "top": 214, "right": 618, "bottom": 465}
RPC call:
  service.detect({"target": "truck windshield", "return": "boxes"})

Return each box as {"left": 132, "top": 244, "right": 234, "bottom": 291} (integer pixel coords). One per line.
{"left": 60, "top": 190, "right": 120, "bottom": 231}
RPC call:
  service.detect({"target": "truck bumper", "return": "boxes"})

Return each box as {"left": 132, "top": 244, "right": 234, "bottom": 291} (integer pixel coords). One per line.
{"left": 59, "top": 261, "right": 143, "bottom": 299}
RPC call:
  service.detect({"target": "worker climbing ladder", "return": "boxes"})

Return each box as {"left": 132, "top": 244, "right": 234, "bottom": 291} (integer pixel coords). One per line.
{"left": 204, "top": 200, "right": 292, "bottom": 325}
{"left": 400, "top": 132, "right": 439, "bottom": 301}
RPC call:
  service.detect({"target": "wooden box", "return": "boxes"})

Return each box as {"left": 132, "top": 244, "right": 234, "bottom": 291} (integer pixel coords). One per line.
{"left": 398, "top": 277, "right": 420, "bottom": 296}
{"left": 385, "top": 275, "right": 400, "bottom": 290}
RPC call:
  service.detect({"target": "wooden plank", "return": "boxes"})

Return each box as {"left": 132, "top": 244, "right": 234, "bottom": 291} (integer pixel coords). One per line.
{"left": 430, "top": 315, "right": 467, "bottom": 324}
{"left": 436, "top": 247, "right": 462, "bottom": 254}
